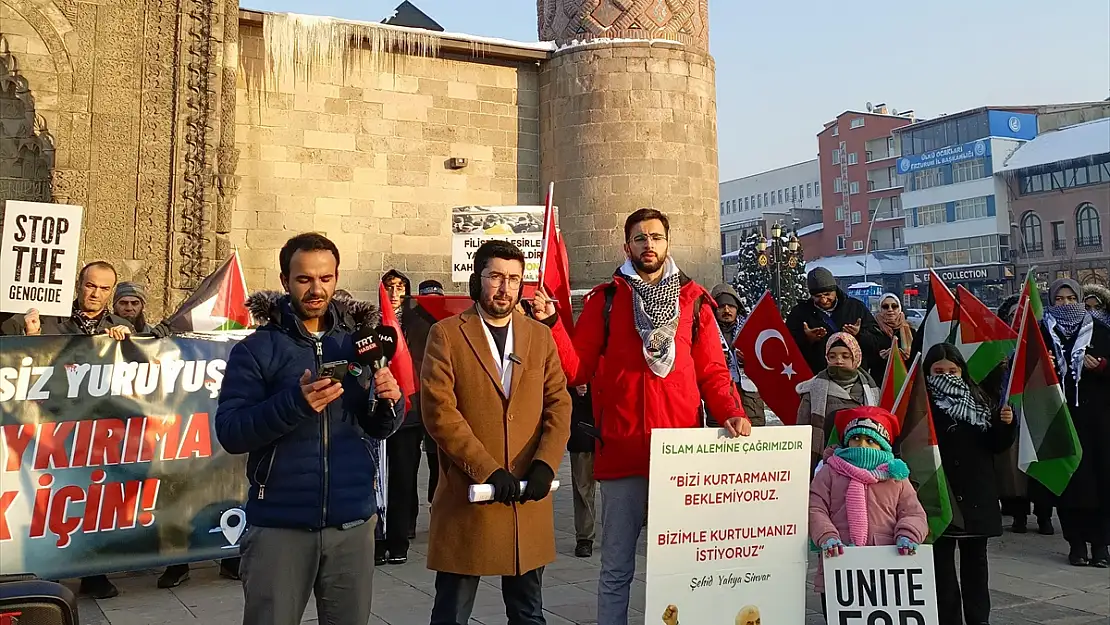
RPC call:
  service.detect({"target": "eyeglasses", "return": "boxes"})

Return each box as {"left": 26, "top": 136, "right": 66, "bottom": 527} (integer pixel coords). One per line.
{"left": 880, "top": 303, "right": 900, "bottom": 310}
{"left": 629, "top": 233, "right": 668, "bottom": 245}
{"left": 483, "top": 272, "right": 522, "bottom": 289}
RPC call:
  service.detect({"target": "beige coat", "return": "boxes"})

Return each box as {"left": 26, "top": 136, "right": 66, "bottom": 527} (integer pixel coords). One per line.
{"left": 421, "top": 308, "right": 572, "bottom": 576}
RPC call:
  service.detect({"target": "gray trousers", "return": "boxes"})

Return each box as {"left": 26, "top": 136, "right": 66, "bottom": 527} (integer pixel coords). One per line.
{"left": 597, "top": 477, "right": 649, "bottom": 625}
{"left": 570, "top": 452, "right": 596, "bottom": 544}
{"left": 239, "top": 517, "right": 377, "bottom": 625}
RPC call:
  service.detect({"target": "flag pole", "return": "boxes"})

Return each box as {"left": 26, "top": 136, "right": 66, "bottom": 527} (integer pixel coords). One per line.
{"left": 537, "top": 181, "right": 555, "bottom": 294}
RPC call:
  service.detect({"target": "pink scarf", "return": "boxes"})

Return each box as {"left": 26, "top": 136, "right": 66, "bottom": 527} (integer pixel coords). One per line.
{"left": 826, "top": 455, "right": 888, "bottom": 547}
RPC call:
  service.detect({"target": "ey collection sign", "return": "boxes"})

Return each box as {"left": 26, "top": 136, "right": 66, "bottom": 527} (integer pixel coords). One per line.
{"left": 1, "top": 200, "right": 85, "bottom": 317}
{"left": 823, "top": 545, "right": 939, "bottom": 624}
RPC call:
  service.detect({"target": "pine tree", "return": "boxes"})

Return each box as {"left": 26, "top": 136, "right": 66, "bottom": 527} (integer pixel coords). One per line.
{"left": 731, "top": 230, "right": 809, "bottom": 318}
{"left": 731, "top": 230, "right": 771, "bottom": 314}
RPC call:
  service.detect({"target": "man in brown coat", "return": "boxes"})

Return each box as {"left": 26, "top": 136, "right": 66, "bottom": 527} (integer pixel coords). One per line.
{"left": 421, "top": 240, "right": 572, "bottom": 625}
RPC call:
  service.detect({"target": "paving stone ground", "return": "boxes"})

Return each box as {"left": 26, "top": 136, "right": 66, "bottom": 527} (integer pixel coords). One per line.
{"left": 71, "top": 452, "right": 1109, "bottom": 625}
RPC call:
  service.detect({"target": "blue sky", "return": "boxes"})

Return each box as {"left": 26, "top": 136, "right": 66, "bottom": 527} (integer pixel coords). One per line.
{"left": 245, "top": 0, "right": 1110, "bottom": 181}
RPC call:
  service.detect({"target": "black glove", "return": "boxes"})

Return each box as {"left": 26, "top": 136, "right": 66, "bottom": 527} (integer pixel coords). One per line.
{"left": 519, "top": 460, "right": 555, "bottom": 502}
{"left": 484, "top": 468, "right": 520, "bottom": 504}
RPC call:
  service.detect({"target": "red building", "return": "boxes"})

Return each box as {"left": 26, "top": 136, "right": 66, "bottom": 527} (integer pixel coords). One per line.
{"left": 816, "top": 106, "right": 916, "bottom": 258}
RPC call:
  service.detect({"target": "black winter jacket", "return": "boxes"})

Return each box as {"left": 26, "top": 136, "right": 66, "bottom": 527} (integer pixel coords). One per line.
{"left": 785, "top": 288, "right": 885, "bottom": 375}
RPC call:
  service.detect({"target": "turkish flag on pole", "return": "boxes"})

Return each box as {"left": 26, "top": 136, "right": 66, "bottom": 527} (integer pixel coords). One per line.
{"left": 733, "top": 291, "right": 814, "bottom": 425}
{"left": 378, "top": 282, "right": 417, "bottom": 413}
{"left": 537, "top": 181, "right": 575, "bottom": 335}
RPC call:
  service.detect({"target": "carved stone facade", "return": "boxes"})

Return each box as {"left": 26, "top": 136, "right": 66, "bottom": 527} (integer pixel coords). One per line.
{"left": 538, "top": 0, "right": 709, "bottom": 52}
{"left": 0, "top": 0, "right": 239, "bottom": 316}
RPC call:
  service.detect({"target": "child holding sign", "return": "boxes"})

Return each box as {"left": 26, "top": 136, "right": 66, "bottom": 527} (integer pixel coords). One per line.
{"left": 809, "top": 406, "right": 928, "bottom": 620}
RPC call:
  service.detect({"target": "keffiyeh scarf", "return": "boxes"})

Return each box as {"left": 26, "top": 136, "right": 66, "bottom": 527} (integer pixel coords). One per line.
{"left": 1044, "top": 303, "right": 1094, "bottom": 403}
{"left": 718, "top": 321, "right": 742, "bottom": 382}
{"left": 71, "top": 303, "right": 104, "bottom": 335}
{"left": 621, "top": 258, "right": 682, "bottom": 377}
{"left": 926, "top": 373, "right": 991, "bottom": 431}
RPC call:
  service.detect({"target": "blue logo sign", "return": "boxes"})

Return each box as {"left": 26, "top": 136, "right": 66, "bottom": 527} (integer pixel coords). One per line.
{"left": 1008, "top": 116, "right": 1021, "bottom": 133}
{"left": 988, "top": 110, "right": 1037, "bottom": 140}
{"left": 898, "top": 140, "right": 991, "bottom": 174}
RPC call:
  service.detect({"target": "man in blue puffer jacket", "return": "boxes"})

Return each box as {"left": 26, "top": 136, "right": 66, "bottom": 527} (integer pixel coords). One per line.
{"left": 214, "top": 233, "right": 405, "bottom": 625}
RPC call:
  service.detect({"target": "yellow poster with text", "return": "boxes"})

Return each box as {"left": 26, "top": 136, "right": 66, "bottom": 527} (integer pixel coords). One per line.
{"left": 646, "top": 426, "right": 811, "bottom": 624}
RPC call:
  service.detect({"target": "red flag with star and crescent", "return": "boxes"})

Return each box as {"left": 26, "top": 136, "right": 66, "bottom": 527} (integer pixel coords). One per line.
{"left": 733, "top": 291, "right": 814, "bottom": 425}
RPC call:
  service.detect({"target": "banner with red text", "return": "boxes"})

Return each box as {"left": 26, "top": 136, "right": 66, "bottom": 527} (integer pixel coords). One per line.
{"left": 646, "top": 426, "right": 811, "bottom": 624}
{"left": 0, "top": 332, "right": 249, "bottom": 579}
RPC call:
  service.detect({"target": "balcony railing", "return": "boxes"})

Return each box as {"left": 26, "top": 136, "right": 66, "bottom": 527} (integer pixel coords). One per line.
{"left": 1052, "top": 240, "right": 1068, "bottom": 257}
{"left": 1020, "top": 243, "right": 1044, "bottom": 258}
{"left": 1076, "top": 236, "right": 1104, "bottom": 253}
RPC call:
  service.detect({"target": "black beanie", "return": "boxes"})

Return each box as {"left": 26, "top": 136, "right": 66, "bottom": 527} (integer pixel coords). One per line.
{"left": 807, "top": 267, "right": 837, "bottom": 295}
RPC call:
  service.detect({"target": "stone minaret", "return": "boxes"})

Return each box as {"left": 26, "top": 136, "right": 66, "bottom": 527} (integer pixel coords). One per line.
{"left": 538, "top": 0, "right": 720, "bottom": 289}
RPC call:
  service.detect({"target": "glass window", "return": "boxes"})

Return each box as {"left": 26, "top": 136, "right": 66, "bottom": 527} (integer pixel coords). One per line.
{"left": 807, "top": 183, "right": 813, "bottom": 198}
{"left": 913, "top": 168, "right": 943, "bottom": 190}
{"left": 1052, "top": 221, "right": 1066, "bottom": 248}
{"left": 853, "top": 240, "right": 864, "bottom": 251}
{"left": 778, "top": 190, "right": 783, "bottom": 203}
{"left": 955, "top": 197, "right": 988, "bottom": 221}
{"left": 832, "top": 149, "right": 841, "bottom": 164}
{"left": 849, "top": 181, "right": 860, "bottom": 194}
{"left": 1076, "top": 203, "right": 1101, "bottom": 245}
{"left": 850, "top": 117, "right": 865, "bottom": 129}
{"left": 918, "top": 203, "right": 947, "bottom": 227}
{"left": 815, "top": 181, "right": 820, "bottom": 195}
{"left": 1075, "top": 167, "right": 1088, "bottom": 186}
{"left": 952, "top": 158, "right": 986, "bottom": 183}
{"left": 848, "top": 152, "right": 859, "bottom": 165}
{"left": 764, "top": 192, "right": 769, "bottom": 205}
{"left": 1021, "top": 211, "right": 1043, "bottom": 252}
{"left": 836, "top": 235, "right": 845, "bottom": 250}
{"left": 852, "top": 211, "right": 862, "bottom": 224}
{"left": 836, "top": 206, "right": 846, "bottom": 221}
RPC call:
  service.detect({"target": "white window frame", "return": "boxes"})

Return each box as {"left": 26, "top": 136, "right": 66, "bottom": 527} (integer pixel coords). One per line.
{"left": 847, "top": 152, "right": 859, "bottom": 165}
{"left": 850, "top": 117, "right": 865, "bottom": 129}
{"left": 851, "top": 211, "right": 862, "bottom": 224}
{"left": 917, "top": 203, "right": 947, "bottom": 227}
{"left": 849, "top": 181, "right": 860, "bottom": 195}
{"left": 954, "top": 196, "right": 989, "bottom": 221}
{"left": 853, "top": 240, "right": 864, "bottom": 251}
{"left": 837, "top": 235, "right": 846, "bottom": 250}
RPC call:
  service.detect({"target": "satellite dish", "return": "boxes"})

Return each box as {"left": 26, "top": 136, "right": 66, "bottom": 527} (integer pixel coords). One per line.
{"left": 892, "top": 108, "right": 898, "bottom": 115}
{"left": 866, "top": 102, "right": 873, "bottom": 112}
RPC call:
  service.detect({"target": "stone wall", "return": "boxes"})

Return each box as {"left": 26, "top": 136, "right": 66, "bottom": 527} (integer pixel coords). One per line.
{"left": 0, "top": 0, "right": 238, "bottom": 317}
{"left": 539, "top": 42, "right": 720, "bottom": 289}
{"left": 234, "top": 20, "right": 541, "bottom": 297}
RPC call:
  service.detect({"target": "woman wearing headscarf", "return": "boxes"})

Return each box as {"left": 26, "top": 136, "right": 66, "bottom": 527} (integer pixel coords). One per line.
{"left": 1043, "top": 278, "right": 1110, "bottom": 568}
{"left": 796, "top": 332, "right": 881, "bottom": 473}
{"left": 871, "top": 293, "right": 913, "bottom": 383}
{"left": 1083, "top": 283, "right": 1110, "bottom": 328}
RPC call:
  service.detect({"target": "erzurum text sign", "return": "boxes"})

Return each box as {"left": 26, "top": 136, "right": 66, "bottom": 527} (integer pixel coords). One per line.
{"left": 646, "top": 426, "right": 811, "bottom": 624}
{"left": 0, "top": 200, "right": 84, "bottom": 317}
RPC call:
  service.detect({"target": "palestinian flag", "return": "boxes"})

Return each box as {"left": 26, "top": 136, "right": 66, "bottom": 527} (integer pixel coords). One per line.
{"left": 1004, "top": 276, "right": 1083, "bottom": 496}
{"left": 911, "top": 270, "right": 957, "bottom": 361}
{"left": 953, "top": 285, "right": 1017, "bottom": 382}
{"left": 911, "top": 269, "right": 1016, "bottom": 382}
{"left": 163, "top": 252, "right": 250, "bottom": 332}
{"left": 897, "top": 354, "right": 958, "bottom": 542}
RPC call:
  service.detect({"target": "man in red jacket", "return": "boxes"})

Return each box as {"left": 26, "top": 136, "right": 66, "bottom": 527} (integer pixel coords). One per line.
{"left": 532, "top": 208, "right": 750, "bottom": 625}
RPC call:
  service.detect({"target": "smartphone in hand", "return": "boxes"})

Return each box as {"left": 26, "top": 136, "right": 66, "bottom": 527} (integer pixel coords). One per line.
{"left": 318, "top": 360, "right": 349, "bottom": 383}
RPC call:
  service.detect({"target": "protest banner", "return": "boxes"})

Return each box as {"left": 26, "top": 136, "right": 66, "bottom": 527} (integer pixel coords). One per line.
{"left": 646, "top": 426, "right": 811, "bottom": 624}
{"left": 450, "top": 205, "right": 543, "bottom": 282}
{"left": 0, "top": 332, "right": 249, "bottom": 579}
{"left": 823, "top": 545, "right": 939, "bottom": 625}
{"left": 1, "top": 200, "right": 85, "bottom": 317}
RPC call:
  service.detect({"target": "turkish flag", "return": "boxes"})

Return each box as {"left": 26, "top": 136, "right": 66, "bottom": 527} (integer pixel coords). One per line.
{"left": 536, "top": 182, "right": 575, "bottom": 335}
{"left": 378, "top": 282, "right": 418, "bottom": 412}
{"left": 733, "top": 291, "right": 814, "bottom": 425}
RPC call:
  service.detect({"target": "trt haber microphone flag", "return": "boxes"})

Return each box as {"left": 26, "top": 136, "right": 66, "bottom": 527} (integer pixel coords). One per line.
{"left": 733, "top": 291, "right": 814, "bottom": 425}
{"left": 378, "top": 282, "right": 417, "bottom": 412}
{"left": 537, "top": 181, "right": 575, "bottom": 335}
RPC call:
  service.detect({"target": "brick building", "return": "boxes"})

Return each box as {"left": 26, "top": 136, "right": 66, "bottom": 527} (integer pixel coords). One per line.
{"left": 1002, "top": 117, "right": 1110, "bottom": 286}
{"left": 815, "top": 105, "right": 916, "bottom": 259}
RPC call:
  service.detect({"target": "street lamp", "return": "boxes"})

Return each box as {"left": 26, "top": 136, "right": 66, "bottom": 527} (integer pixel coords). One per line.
{"left": 758, "top": 222, "right": 803, "bottom": 301}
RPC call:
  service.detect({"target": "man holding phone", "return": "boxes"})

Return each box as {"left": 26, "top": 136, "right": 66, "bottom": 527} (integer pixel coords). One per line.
{"left": 214, "top": 233, "right": 405, "bottom": 625}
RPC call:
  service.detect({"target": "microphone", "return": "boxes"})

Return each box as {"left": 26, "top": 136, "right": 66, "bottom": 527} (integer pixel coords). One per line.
{"left": 353, "top": 325, "right": 398, "bottom": 412}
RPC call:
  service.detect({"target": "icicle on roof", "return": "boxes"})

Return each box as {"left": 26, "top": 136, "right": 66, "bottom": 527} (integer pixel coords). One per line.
{"left": 262, "top": 12, "right": 441, "bottom": 91}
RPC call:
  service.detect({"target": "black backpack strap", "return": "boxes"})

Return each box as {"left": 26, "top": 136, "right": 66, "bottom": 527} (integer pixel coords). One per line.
{"left": 600, "top": 284, "right": 617, "bottom": 355}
